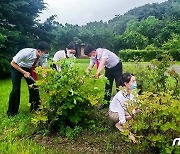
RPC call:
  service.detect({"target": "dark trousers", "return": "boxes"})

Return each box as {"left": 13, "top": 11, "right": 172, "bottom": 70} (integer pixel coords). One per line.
{"left": 104, "top": 62, "right": 123, "bottom": 104}
{"left": 7, "top": 67, "right": 40, "bottom": 116}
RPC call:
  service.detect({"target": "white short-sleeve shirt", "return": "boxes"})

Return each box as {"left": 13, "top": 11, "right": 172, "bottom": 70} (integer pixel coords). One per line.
{"left": 90, "top": 48, "right": 120, "bottom": 68}
{"left": 53, "top": 50, "right": 66, "bottom": 62}
{"left": 109, "top": 91, "right": 134, "bottom": 124}
{"left": 13, "top": 48, "right": 47, "bottom": 68}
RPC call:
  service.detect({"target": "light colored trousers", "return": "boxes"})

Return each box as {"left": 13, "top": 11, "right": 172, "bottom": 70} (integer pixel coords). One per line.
{"left": 108, "top": 111, "right": 119, "bottom": 122}
{"left": 109, "top": 110, "right": 131, "bottom": 123}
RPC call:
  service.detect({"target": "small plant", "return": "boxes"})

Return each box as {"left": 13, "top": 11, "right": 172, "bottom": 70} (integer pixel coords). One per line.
{"left": 32, "top": 59, "right": 107, "bottom": 136}
{"left": 65, "top": 126, "right": 83, "bottom": 140}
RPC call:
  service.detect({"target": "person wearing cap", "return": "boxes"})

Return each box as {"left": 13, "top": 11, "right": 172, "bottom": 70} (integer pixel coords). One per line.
{"left": 7, "top": 41, "right": 50, "bottom": 116}
{"left": 52, "top": 43, "right": 76, "bottom": 71}
{"left": 84, "top": 44, "right": 123, "bottom": 108}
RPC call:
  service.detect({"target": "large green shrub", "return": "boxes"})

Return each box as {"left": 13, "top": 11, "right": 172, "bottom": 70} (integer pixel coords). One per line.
{"left": 169, "top": 50, "right": 180, "bottom": 61}
{"left": 125, "top": 92, "right": 180, "bottom": 153}
{"left": 119, "top": 49, "right": 164, "bottom": 62}
{"left": 121, "top": 54, "right": 180, "bottom": 153}
{"left": 32, "top": 60, "right": 106, "bottom": 133}
{"left": 119, "top": 48, "right": 180, "bottom": 62}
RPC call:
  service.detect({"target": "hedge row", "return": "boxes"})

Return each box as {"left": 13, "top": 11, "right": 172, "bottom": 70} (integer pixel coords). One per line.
{"left": 119, "top": 49, "right": 180, "bottom": 62}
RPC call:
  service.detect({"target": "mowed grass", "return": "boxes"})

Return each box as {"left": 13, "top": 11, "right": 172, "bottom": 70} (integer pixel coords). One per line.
{"left": 0, "top": 59, "right": 135, "bottom": 153}
{"left": 0, "top": 59, "right": 133, "bottom": 153}
{"left": 0, "top": 59, "right": 103, "bottom": 153}
{"left": 0, "top": 79, "right": 60, "bottom": 153}
{"left": 176, "top": 61, "right": 180, "bottom": 65}
{"left": 0, "top": 59, "right": 179, "bottom": 153}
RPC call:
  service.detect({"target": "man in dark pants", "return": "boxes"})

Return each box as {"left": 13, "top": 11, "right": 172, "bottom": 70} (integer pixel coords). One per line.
{"left": 84, "top": 44, "right": 122, "bottom": 108}
{"left": 104, "top": 63, "right": 122, "bottom": 101}
{"left": 7, "top": 41, "right": 50, "bottom": 116}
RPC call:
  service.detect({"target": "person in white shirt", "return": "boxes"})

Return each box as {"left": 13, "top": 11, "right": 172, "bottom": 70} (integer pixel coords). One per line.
{"left": 84, "top": 44, "right": 122, "bottom": 108}
{"left": 109, "top": 73, "right": 139, "bottom": 142}
{"left": 7, "top": 41, "right": 50, "bottom": 116}
{"left": 52, "top": 43, "right": 76, "bottom": 71}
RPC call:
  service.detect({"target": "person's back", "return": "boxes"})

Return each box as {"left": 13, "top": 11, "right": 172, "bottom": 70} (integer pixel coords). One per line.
{"left": 14, "top": 48, "right": 48, "bottom": 68}
{"left": 53, "top": 50, "right": 66, "bottom": 62}
{"left": 110, "top": 90, "right": 133, "bottom": 113}
{"left": 96, "top": 48, "right": 120, "bottom": 69}
{"left": 52, "top": 43, "right": 76, "bottom": 72}
{"left": 109, "top": 90, "right": 134, "bottom": 125}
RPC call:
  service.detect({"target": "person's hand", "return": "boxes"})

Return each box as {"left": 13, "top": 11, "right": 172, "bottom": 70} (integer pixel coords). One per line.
{"left": 132, "top": 108, "right": 141, "bottom": 115}
{"left": 24, "top": 71, "right": 30, "bottom": 78}
{"left": 115, "top": 122, "right": 124, "bottom": 132}
{"left": 86, "top": 69, "right": 90, "bottom": 74}
{"left": 96, "top": 73, "right": 100, "bottom": 78}
{"left": 91, "top": 75, "right": 98, "bottom": 79}
{"left": 42, "top": 72, "right": 47, "bottom": 77}
{"left": 98, "top": 75, "right": 103, "bottom": 78}
{"left": 129, "top": 132, "right": 136, "bottom": 143}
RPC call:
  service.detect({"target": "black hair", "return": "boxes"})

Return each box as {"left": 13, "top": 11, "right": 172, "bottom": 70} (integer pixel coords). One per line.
{"left": 67, "top": 42, "right": 75, "bottom": 50}
{"left": 84, "top": 44, "right": 96, "bottom": 55}
{"left": 36, "top": 41, "right": 50, "bottom": 52}
{"left": 120, "top": 73, "right": 134, "bottom": 87}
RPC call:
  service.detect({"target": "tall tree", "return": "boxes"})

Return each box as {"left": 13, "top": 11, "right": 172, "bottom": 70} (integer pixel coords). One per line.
{"left": 0, "top": 0, "right": 46, "bottom": 55}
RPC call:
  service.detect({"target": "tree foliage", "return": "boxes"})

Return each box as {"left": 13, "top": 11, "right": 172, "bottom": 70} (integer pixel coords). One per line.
{"left": 0, "top": 0, "right": 180, "bottom": 78}
{"left": 0, "top": 0, "right": 53, "bottom": 56}
{"left": 0, "top": 0, "right": 56, "bottom": 78}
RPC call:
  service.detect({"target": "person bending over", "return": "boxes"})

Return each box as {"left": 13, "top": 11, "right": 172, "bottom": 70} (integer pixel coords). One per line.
{"left": 7, "top": 41, "right": 50, "bottom": 116}
{"left": 84, "top": 44, "right": 122, "bottom": 108}
{"left": 52, "top": 42, "right": 76, "bottom": 71}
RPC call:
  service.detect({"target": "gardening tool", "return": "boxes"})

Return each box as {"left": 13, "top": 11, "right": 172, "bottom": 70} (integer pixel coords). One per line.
{"left": 28, "top": 76, "right": 35, "bottom": 83}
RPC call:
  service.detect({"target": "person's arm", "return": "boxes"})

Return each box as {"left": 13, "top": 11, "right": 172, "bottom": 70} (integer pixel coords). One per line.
{"left": 86, "top": 58, "right": 95, "bottom": 74}
{"left": 41, "top": 58, "right": 48, "bottom": 68}
{"left": 86, "top": 64, "right": 94, "bottom": 74}
{"left": 116, "top": 99, "right": 126, "bottom": 125}
{"left": 96, "top": 58, "right": 107, "bottom": 77}
{"left": 11, "top": 60, "right": 30, "bottom": 78}
{"left": 115, "top": 95, "right": 136, "bottom": 143}
{"left": 114, "top": 99, "right": 126, "bottom": 132}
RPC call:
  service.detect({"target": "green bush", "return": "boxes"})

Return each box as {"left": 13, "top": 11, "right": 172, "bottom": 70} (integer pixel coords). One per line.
{"left": 162, "top": 34, "right": 180, "bottom": 61}
{"left": 121, "top": 54, "right": 180, "bottom": 153}
{"left": 119, "top": 49, "right": 164, "bottom": 62}
{"left": 0, "top": 55, "right": 11, "bottom": 79}
{"left": 32, "top": 60, "right": 106, "bottom": 134}
{"left": 169, "top": 50, "right": 180, "bottom": 61}
{"left": 119, "top": 49, "right": 180, "bottom": 62}
{"left": 126, "top": 92, "right": 180, "bottom": 153}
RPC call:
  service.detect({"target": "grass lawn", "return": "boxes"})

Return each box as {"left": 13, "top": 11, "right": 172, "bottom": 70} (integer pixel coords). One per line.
{"left": 0, "top": 79, "right": 63, "bottom": 153}
{"left": 1, "top": 59, "right": 178, "bottom": 153}
{"left": 176, "top": 61, "right": 180, "bottom": 65}
{"left": 0, "top": 59, "right": 136, "bottom": 153}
